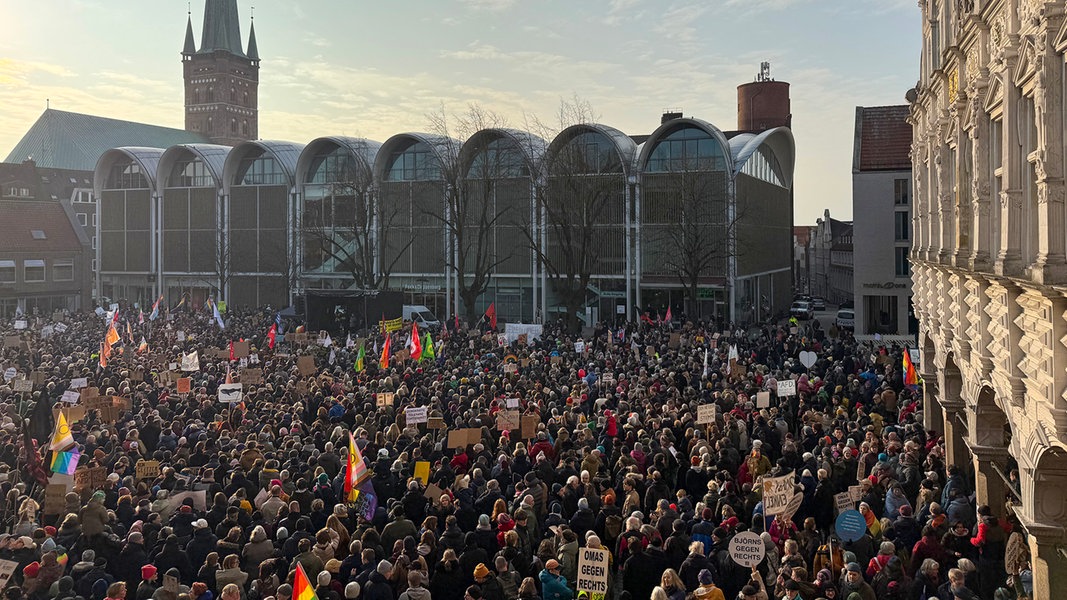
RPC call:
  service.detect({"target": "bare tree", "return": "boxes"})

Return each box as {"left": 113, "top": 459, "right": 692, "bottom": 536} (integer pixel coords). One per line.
{"left": 303, "top": 149, "right": 411, "bottom": 290}
{"left": 426, "top": 104, "right": 517, "bottom": 324}
{"left": 522, "top": 97, "right": 618, "bottom": 331}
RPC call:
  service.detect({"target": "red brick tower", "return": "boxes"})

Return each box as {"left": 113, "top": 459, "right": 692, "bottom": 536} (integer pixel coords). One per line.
{"left": 737, "top": 62, "right": 791, "bottom": 132}
{"left": 182, "top": 0, "right": 259, "bottom": 145}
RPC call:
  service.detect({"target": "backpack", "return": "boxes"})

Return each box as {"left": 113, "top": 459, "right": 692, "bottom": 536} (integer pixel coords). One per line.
{"left": 603, "top": 514, "right": 623, "bottom": 544}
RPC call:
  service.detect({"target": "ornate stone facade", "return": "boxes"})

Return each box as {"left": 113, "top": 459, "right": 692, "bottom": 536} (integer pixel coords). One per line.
{"left": 910, "top": 2, "right": 1067, "bottom": 597}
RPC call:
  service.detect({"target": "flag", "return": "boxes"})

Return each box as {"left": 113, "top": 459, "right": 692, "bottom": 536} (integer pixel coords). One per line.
{"left": 105, "top": 324, "right": 119, "bottom": 347}
{"left": 172, "top": 297, "right": 185, "bottom": 312}
{"left": 23, "top": 422, "right": 47, "bottom": 487}
{"left": 422, "top": 332, "right": 435, "bottom": 362}
{"left": 345, "top": 432, "right": 371, "bottom": 495}
{"left": 126, "top": 321, "right": 133, "bottom": 344}
{"left": 229, "top": 341, "right": 235, "bottom": 362}
{"left": 293, "top": 562, "right": 318, "bottom": 600}
{"left": 903, "top": 348, "right": 920, "bottom": 388}
{"left": 267, "top": 323, "right": 277, "bottom": 349}
{"left": 329, "top": 347, "right": 336, "bottom": 366}
{"left": 99, "top": 341, "right": 110, "bottom": 368}
{"left": 346, "top": 334, "right": 355, "bottom": 349}
{"left": 484, "top": 303, "right": 497, "bottom": 330}
{"left": 321, "top": 333, "right": 332, "bottom": 348}
{"left": 138, "top": 337, "right": 149, "bottom": 353}
{"left": 111, "top": 307, "right": 120, "bottom": 324}
{"left": 355, "top": 343, "right": 366, "bottom": 372}
{"left": 408, "top": 322, "right": 422, "bottom": 361}
{"left": 149, "top": 295, "right": 163, "bottom": 321}
{"left": 379, "top": 335, "right": 391, "bottom": 369}
{"left": 703, "top": 348, "right": 709, "bottom": 379}
{"left": 640, "top": 313, "right": 654, "bottom": 325}
{"left": 211, "top": 300, "right": 225, "bottom": 329}
{"left": 454, "top": 314, "right": 460, "bottom": 332}
{"left": 665, "top": 306, "right": 673, "bottom": 322}
{"left": 138, "top": 310, "right": 144, "bottom": 325}
{"left": 351, "top": 477, "right": 378, "bottom": 521}
{"left": 50, "top": 447, "right": 80, "bottom": 475}
{"left": 50, "top": 411, "right": 74, "bottom": 451}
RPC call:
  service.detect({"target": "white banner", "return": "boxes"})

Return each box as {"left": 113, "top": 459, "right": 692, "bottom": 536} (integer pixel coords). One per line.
{"left": 218, "top": 383, "right": 243, "bottom": 403}
{"left": 180, "top": 352, "right": 199, "bottom": 372}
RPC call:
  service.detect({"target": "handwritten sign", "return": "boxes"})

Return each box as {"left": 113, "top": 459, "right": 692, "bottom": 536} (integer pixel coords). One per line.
{"left": 505, "top": 397, "right": 520, "bottom": 409}
{"left": 218, "top": 383, "right": 243, "bottom": 403}
{"left": 521, "top": 415, "right": 539, "bottom": 440}
{"left": 576, "top": 547, "right": 609, "bottom": 598}
{"left": 136, "top": 460, "right": 160, "bottom": 481}
{"left": 176, "top": 378, "right": 191, "bottom": 394}
{"left": 405, "top": 406, "right": 428, "bottom": 425}
{"left": 43, "top": 484, "right": 66, "bottom": 515}
{"left": 376, "top": 392, "right": 395, "bottom": 407}
{"left": 69, "top": 377, "right": 88, "bottom": 389}
{"left": 12, "top": 379, "right": 32, "bottom": 392}
{"left": 413, "top": 461, "right": 430, "bottom": 485}
{"left": 761, "top": 473, "right": 795, "bottom": 516}
{"left": 776, "top": 379, "right": 796, "bottom": 397}
{"left": 834, "top": 492, "right": 854, "bottom": 514}
{"left": 232, "top": 340, "right": 250, "bottom": 358}
{"left": 241, "top": 368, "right": 263, "bottom": 384}
{"left": 696, "top": 403, "right": 717, "bottom": 425}
{"left": 427, "top": 416, "right": 445, "bottom": 429}
{"left": 495, "top": 409, "right": 520, "bottom": 432}
{"left": 0, "top": 559, "right": 19, "bottom": 590}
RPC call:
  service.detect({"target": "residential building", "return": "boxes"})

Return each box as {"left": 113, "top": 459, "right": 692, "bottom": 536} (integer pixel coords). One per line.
{"left": 909, "top": 1, "right": 1067, "bottom": 595}
{"left": 852, "top": 105, "right": 915, "bottom": 336}
{"left": 809, "top": 209, "right": 852, "bottom": 305}
{"left": 792, "top": 225, "right": 814, "bottom": 294}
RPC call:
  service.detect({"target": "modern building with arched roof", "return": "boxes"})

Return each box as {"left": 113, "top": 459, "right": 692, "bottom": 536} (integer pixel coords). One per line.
{"left": 90, "top": 111, "right": 794, "bottom": 326}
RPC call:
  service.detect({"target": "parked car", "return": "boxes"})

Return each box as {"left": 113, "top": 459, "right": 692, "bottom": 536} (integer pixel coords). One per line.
{"left": 790, "top": 301, "right": 813, "bottom": 320}
{"left": 811, "top": 297, "right": 826, "bottom": 311}
{"left": 835, "top": 308, "right": 855, "bottom": 330}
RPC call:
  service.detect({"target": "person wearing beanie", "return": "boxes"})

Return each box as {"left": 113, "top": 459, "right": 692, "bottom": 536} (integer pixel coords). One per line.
{"left": 691, "top": 567, "right": 725, "bottom": 600}
{"left": 472, "top": 563, "right": 503, "bottom": 600}
{"left": 136, "top": 566, "right": 157, "bottom": 600}
{"left": 117, "top": 532, "right": 148, "bottom": 592}
{"left": 316, "top": 570, "right": 340, "bottom": 600}
{"left": 343, "top": 582, "right": 361, "bottom": 600}
{"left": 538, "top": 560, "right": 569, "bottom": 600}
{"left": 362, "top": 560, "right": 392, "bottom": 600}
{"left": 839, "top": 562, "right": 875, "bottom": 600}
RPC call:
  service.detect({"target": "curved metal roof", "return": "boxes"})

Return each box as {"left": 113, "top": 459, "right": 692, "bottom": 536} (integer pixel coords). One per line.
{"left": 157, "top": 143, "right": 232, "bottom": 191}
{"left": 373, "top": 132, "right": 461, "bottom": 181}
{"left": 731, "top": 126, "right": 796, "bottom": 187}
{"left": 545, "top": 123, "right": 638, "bottom": 177}
{"left": 295, "top": 136, "right": 383, "bottom": 186}
{"left": 92, "top": 147, "right": 166, "bottom": 197}
{"left": 635, "top": 117, "right": 734, "bottom": 174}
{"left": 457, "top": 127, "right": 549, "bottom": 179}
{"left": 222, "top": 140, "right": 305, "bottom": 193}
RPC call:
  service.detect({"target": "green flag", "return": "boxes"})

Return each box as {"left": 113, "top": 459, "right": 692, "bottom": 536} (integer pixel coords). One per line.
{"left": 355, "top": 343, "right": 366, "bottom": 371}
{"left": 422, "top": 332, "right": 435, "bottom": 362}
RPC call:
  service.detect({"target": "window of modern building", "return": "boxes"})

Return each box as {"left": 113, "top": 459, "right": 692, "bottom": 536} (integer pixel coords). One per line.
{"left": 895, "top": 246, "right": 911, "bottom": 277}
{"left": 894, "top": 178, "right": 910, "bottom": 204}
{"left": 24, "top": 260, "right": 45, "bottom": 282}
{"left": 308, "top": 147, "right": 361, "bottom": 185}
{"left": 895, "top": 210, "right": 910, "bottom": 241}
{"left": 92, "top": 213, "right": 97, "bottom": 228}
{"left": 237, "top": 155, "right": 287, "bottom": 186}
{"left": 467, "top": 137, "right": 529, "bottom": 179}
{"left": 646, "top": 127, "right": 726, "bottom": 173}
{"left": 170, "top": 158, "right": 214, "bottom": 187}
{"left": 384, "top": 141, "right": 442, "bottom": 181}
{"left": 77, "top": 213, "right": 87, "bottom": 227}
{"left": 106, "top": 161, "right": 148, "bottom": 189}
{"left": 865, "top": 294, "right": 899, "bottom": 334}
{"left": 0, "top": 261, "right": 14, "bottom": 283}
{"left": 31, "top": 230, "right": 46, "bottom": 240}
{"left": 739, "top": 146, "right": 787, "bottom": 187}
{"left": 53, "top": 260, "right": 73, "bottom": 281}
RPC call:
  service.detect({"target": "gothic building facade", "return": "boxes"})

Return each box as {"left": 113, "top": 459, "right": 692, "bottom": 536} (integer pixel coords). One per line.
{"left": 909, "top": 1, "right": 1067, "bottom": 596}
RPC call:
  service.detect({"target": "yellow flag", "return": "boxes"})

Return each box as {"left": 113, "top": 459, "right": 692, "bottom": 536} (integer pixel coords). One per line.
{"left": 50, "top": 411, "right": 74, "bottom": 451}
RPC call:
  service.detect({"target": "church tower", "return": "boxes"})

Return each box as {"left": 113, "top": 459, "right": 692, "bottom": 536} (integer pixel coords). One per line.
{"left": 182, "top": 0, "right": 259, "bottom": 146}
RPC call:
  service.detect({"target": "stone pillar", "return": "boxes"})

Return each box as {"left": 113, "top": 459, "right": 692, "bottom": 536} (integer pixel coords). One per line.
{"left": 1029, "top": 535, "right": 1067, "bottom": 600}
{"left": 922, "top": 378, "right": 942, "bottom": 434}
{"left": 941, "top": 401, "right": 968, "bottom": 467}
{"left": 969, "top": 445, "right": 1009, "bottom": 516}
{"left": 996, "top": 46, "right": 1025, "bottom": 277}
{"left": 1030, "top": 17, "right": 1067, "bottom": 284}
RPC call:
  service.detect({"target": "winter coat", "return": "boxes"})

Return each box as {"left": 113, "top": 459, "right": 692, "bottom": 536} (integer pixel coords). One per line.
{"left": 429, "top": 561, "right": 466, "bottom": 600}
{"left": 362, "top": 570, "right": 394, "bottom": 600}
{"left": 538, "top": 570, "right": 572, "bottom": 600}
{"left": 80, "top": 500, "right": 110, "bottom": 537}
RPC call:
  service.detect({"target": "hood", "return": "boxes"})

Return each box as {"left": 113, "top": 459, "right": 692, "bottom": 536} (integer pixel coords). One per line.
{"left": 404, "top": 587, "right": 431, "bottom": 600}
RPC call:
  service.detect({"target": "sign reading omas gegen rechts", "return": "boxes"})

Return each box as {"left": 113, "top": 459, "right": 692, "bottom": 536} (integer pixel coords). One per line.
{"left": 576, "top": 547, "right": 609, "bottom": 600}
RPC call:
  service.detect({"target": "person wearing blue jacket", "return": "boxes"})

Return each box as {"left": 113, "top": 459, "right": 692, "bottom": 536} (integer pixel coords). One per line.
{"left": 539, "top": 560, "right": 572, "bottom": 600}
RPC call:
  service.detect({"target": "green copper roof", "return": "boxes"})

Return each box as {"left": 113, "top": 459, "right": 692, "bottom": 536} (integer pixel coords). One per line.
{"left": 183, "top": 14, "right": 197, "bottom": 55}
{"left": 199, "top": 0, "right": 246, "bottom": 57}
{"left": 247, "top": 18, "right": 259, "bottom": 61}
{"left": 4, "top": 109, "right": 209, "bottom": 171}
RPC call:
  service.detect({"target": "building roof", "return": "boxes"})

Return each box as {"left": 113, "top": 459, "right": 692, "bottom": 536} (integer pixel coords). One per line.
{"left": 5, "top": 109, "right": 208, "bottom": 172}
{"left": 793, "top": 226, "right": 813, "bottom": 246}
{"left": 0, "top": 199, "right": 86, "bottom": 253}
{"left": 854, "top": 105, "right": 912, "bottom": 172}
{"left": 199, "top": 0, "right": 246, "bottom": 57}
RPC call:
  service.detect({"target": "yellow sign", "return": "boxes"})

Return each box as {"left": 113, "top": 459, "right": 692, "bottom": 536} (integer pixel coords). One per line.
{"left": 380, "top": 317, "right": 403, "bottom": 333}
{"left": 413, "top": 461, "right": 430, "bottom": 485}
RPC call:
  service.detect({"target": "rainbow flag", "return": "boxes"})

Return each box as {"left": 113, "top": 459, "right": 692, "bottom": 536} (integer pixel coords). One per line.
{"left": 903, "top": 348, "right": 920, "bottom": 389}
{"left": 50, "top": 447, "right": 80, "bottom": 475}
{"left": 293, "top": 562, "right": 318, "bottom": 600}
{"left": 346, "top": 433, "right": 370, "bottom": 493}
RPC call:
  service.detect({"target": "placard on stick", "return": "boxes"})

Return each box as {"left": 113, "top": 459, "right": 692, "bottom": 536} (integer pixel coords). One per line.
{"left": 136, "top": 460, "right": 160, "bottom": 481}
{"left": 521, "top": 414, "right": 539, "bottom": 439}
{"left": 232, "top": 341, "right": 250, "bottom": 358}
{"left": 576, "top": 547, "right": 610, "bottom": 598}
{"left": 427, "top": 416, "right": 445, "bottom": 430}
{"left": 495, "top": 409, "right": 520, "bottom": 431}
{"left": 176, "top": 378, "right": 191, "bottom": 394}
{"left": 756, "top": 391, "right": 771, "bottom": 408}
{"left": 376, "top": 392, "right": 395, "bottom": 407}
{"left": 296, "top": 356, "right": 316, "bottom": 377}
{"left": 241, "top": 368, "right": 263, "bottom": 384}
{"left": 43, "top": 484, "right": 66, "bottom": 515}
{"left": 696, "top": 404, "right": 716, "bottom": 425}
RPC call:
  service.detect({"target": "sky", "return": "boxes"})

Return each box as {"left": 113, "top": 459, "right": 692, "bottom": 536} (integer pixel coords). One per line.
{"left": 0, "top": 0, "right": 920, "bottom": 224}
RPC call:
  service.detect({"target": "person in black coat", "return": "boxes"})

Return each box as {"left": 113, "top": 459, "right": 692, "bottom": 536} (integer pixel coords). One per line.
{"left": 154, "top": 537, "right": 194, "bottom": 584}
{"left": 362, "top": 561, "right": 395, "bottom": 600}
{"left": 116, "top": 535, "right": 148, "bottom": 592}
{"left": 458, "top": 534, "right": 489, "bottom": 588}
{"left": 568, "top": 498, "right": 596, "bottom": 542}
{"left": 678, "top": 543, "right": 715, "bottom": 592}
{"left": 185, "top": 521, "right": 218, "bottom": 572}
{"left": 429, "top": 553, "right": 466, "bottom": 600}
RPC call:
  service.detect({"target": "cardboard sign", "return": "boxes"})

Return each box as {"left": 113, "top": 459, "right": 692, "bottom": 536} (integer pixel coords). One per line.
{"left": 495, "top": 409, "right": 520, "bottom": 432}
{"left": 241, "top": 368, "right": 263, "bottom": 385}
{"left": 86, "top": 390, "right": 110, "bottom": 410}
{"left": 53, "top": 405, "right": 86, "bottom": 424}
{"left": 163, "top": 574, "right": 179, "bottom": 594}
{"left": 405, "top": 406, "right": 428, "bottom": 425}
{"left": 576, "top": 547, "right": 610, "bottom": 597}
{"left": 176, "top": 378, "right": 191, "bottom": 394}
{"left": 12, "top": 379, "right": 32, "bottom": 392}
{"left": 728, "top": 531, "right": 766, "bottom": 568}
{"left": 777, "top": 379, "right": 796, "bottom": 397}
{"left": 799, "top": 350, "right": 818, "bottom": 369}
{"left": 218, "top": 383, "right": 243, "bottom": 403}
{"left": 505, "top": 397, "right": 520, "bottom": 409}
{"left": 756, "top": 391, "right": 771, "bottom": 408}
{"left": 782, "top": 489, "right": 804, "bottom": 521}
{"left": 413, "top": 461, "right": 430, "bottom": 485}
{"left": 43, "top": 484, "right": 66, "bottom": 515}
{"left": 447, "top": 428, "right": 480, "bottom": 449}
{"left": 54, "top": 322, "right": 68, "bottom": 333}
{"left": 297, "top": 356, "right": 316, "bottom": 377}
{"left": 427, "top": 416, "right": 445, "bottom": 429}
{"left": 848, "top": 485, "right": 863, "bottom": 502}
{"left": 3, "top": 336, "right": 19, "bottom": 348}
{"left": 696, "top": 404, "right": 716, "bottom": 425}
{"left": 761, "top": 473, "right": 795, "bottom": 516}
{"left": 180, "top": 351, "right": 199, "bottom": 372}
{"left": 232, "top": 340, "right": 250, "bottom": 358}
{"left": 424, "top": 483, "right": 445, "bottom": 501}
{"left": 376, "top": 392, "right": 395, "bottom": 407}
{"left": 13, "top": 320, "right": 26, "bottom": 330}
{"left": 550, "top": 355, "right": 562, "bottom": 365}
{"left": 136, "top": 460, "right": 160, "bottom": 481}
{"left": 503, "top": 363, "right": 518, "bottom": 374}
{"left": 521, "top": 414, "right": 539, "bottom": 439}
{"left": 834, "top": 492, "right": 854, "bottom": 514}
{"left": 669, "top": 333, "right": 681, "bottom": 349}
{"left": 0, "top": 559, "right": 19, "bottom": 590}
{"left": 31, "top": 371, "right": 46, "bottom": 385}
{"left": 130, "top": 367, "right": 144, "bottom": 382}
{"left": 69, "top": 377, "right": 88, "bottom": 389}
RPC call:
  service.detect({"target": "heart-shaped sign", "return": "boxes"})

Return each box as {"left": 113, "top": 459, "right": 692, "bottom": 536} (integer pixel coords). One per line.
{"left": 799, "top": 351, "right": 817, "bottom": 369}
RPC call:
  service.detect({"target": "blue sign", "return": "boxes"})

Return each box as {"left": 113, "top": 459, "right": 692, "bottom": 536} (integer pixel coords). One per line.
{"left": 835, "top": 509, "right": 867, "bottom": 543}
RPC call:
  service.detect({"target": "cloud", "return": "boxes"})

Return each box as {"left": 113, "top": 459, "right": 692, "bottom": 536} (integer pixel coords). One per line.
{"left": 0, "top": 58, "right": 75, "bottom": 85}
{"left": 604, "top": 0, "right": 644, "bottom": 25}
{"left": 458, "top": 0, "right": 517, "bottom": 11}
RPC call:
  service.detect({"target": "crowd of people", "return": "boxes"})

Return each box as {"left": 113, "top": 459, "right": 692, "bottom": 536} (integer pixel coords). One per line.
{"left": 0, "top": 303, "right": 1036, "bottom": 600}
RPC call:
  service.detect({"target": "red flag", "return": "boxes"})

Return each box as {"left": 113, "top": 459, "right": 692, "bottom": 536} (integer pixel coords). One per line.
{"left": 485, "top": 303, "right": 497, "bottom": 330}
{"left": 229, "top": 341, "right": 235, "bottom": 362}
{"left": 665, "top": 306, "right": 673, "bottom": 322}
{"left": 640, "top": 313, "right": 654, "bottom": 325}
{"left": 267, "top": 324, "right": 277, "bottom": 349}
{"left": 409, "top": 322, "right": 422, "bottom": 361}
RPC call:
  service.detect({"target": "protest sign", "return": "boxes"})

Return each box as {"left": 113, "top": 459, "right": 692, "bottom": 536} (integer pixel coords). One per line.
{"left": 180, "top": 351, "right": 199, "bottom": 371}
{"left": 413, "top": 461, "right": 430, "bottom": 485}
{"left": 495, "top": 409, "right": 520, "bottom": 432}
{"left": 12, "top": 379, "right": 31, "bottom": 392}
{"left": 13, "top": 320, "right": 26, "bottom": 330}
{"left": 241, "top": 368, "right": 263, "bottom": 384}
{"left": 576, "top": 547, "right": 610, "bottom": 599}
{"left": 43, "top": 484, "right": 66, "bottom": 515}
{"left": 834, "top": 492, "right": 854, "bottom": 514}
{"left": 69, "top": 377, "right": 88, "bottom": 389}
{"left": 0, "top": 560, "right": 19, "bottom": 590}
{"left": 297, "top": 356, "right": 316, "bottom": 377}
{"left": 729, "top": 531, "right": 766, "bottom": 568}
{"left": 505, "top": 397, "right": 520, "bottom": 409}
{"left": 3, "top": 336, "right": 19, "bottom": 348}
{"left": 848, "top": 485, "right": 863, "bottom": 502}
{"left": 799, "top": 350, "right": 818, "bottom": 369}
{"left": 756, "top": 391, "right": 771, "bottom": 408}
{"left": 835, "top": 509, "right": 868, "bottom": 542}
{"left": 776, "top": 379, "right": 796, "bottom": 397}
{"left": 427, "top": 416, "right": 445, "bottom": 430}
{"left": 232, "top": 341, "right": 250, "bottom": 358}
{"left": 405, "top": 406, "right": 428, "bottom": 425}
{"left": 136, "top": 460, "right": 160, "bottom": 481}
{"left": 761, "top": 473, "right": 795, "bottom": 516}
{"left": 218, "top": 383, "right": 243, "bottom": 403}
{"left": 424, "top": 483, "right": 444, "bottom": 501}
{"left": 176, "top": 378, "right": 191, "bottom": 394}
{"left": 521, "top": 415, "right": 539, "bottom": 439}
{"left": 376, "top": 392, "right": 394, "bottom": 407}
{"left": 696, "top": 404, "right": 716, "bottom": 425}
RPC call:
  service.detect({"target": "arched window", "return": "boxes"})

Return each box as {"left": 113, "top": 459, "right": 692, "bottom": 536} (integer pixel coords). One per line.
{"left": 193, "top": 88, "right": 201, "bottom": 104}
{"left": 207, "top": 116, "right": 214, "bottom": 131}
{"left": 384, "top": 141, "right": 441, "bottom": 181}
{"left": 645, "top": 127, "right": 725, "bottom": 172}
{"left": 207, "top": 87, "right": 214, "bottom": 102}
{"left": 241, "top": 120, "right": 249, "bottom": 136}
{"left": 231, "top": 118, "right": 238, "bottom": 134}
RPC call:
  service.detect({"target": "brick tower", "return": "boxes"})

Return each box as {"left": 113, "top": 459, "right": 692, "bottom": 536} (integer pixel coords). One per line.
{"left": 182, "top": 0, "right": 259, "bottom": 145}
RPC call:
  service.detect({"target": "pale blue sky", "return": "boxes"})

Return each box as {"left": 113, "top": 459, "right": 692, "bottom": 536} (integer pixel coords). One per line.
{"left": 1, "top": 0, "right": 920, "bottom": 223}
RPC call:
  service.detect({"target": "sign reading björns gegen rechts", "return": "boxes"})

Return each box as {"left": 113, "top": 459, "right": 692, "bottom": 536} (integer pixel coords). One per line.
{"left": 729, "top": 531, "right": 765, "bottom": 568}
{"left": 577, "top": 547, "right": 609, "bottom": 600}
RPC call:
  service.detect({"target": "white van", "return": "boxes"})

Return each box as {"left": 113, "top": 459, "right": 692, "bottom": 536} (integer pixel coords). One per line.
{"left": 403, "top": 305, "right": 441, "bottom": 330}
{"left": 835, "top": 308, "right": 855, "bottom": 330}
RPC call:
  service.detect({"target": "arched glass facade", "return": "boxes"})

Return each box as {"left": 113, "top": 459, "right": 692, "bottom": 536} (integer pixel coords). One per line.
{"left": 302, "top": 145, "right": 373, "bottom": 276}
{"left": 378, "top": 138, "right": 448, "bottom": 275}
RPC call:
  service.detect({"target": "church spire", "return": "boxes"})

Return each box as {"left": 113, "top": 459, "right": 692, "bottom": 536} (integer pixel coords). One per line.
{"left": 246, "top": 10, "right": 259, "bottom": 62}
{"left": 182, "top": 10, "right": 197, "bottom": 56}
{"left": 199, "top": 0, "right": 246, "bottom": 57}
